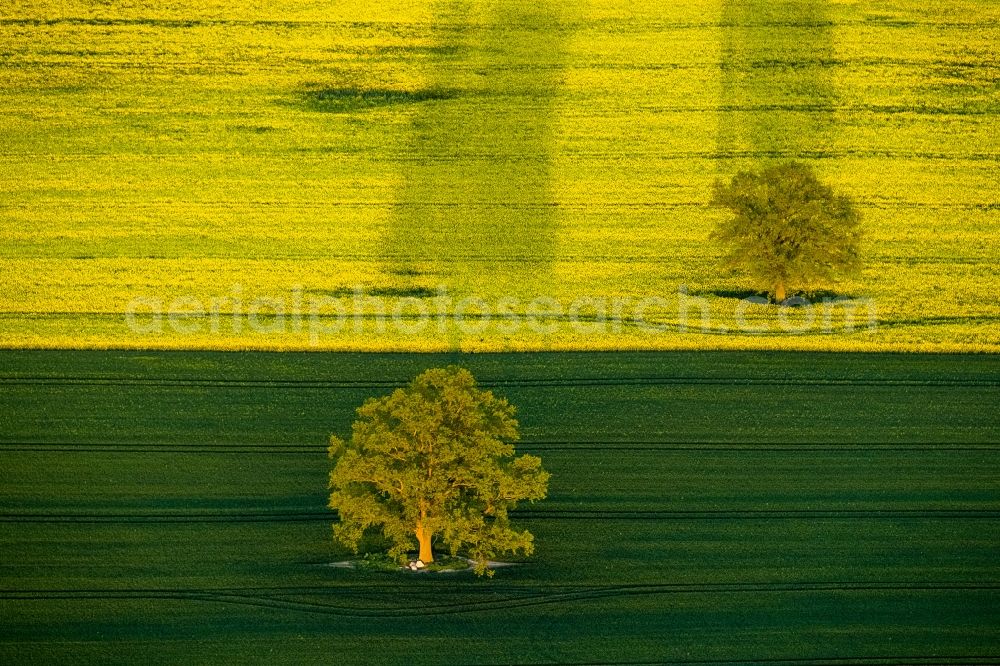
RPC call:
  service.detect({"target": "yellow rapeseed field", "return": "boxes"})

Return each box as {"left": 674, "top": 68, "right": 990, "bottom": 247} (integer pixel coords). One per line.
{"left": 1, "top": 0, "right": 998, "bottom": 351}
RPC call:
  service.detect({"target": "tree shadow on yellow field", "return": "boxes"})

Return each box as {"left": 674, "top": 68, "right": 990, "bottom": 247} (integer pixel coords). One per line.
{"left": 717, "top": 0, "right": 837, "bottom": 166}
{"left": 380, "top": 1, "right": 568, "bottom": 304}
{"left": 712, "top": 1, "right": 840, "bottom": 301}
{"left": 691, "top": 288, "right": 863, "bottom": 305}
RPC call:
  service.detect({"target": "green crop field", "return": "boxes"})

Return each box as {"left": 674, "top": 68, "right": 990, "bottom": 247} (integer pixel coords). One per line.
{"left": 1, "top": 351, "right": 998, "bottom": 663}
{"left": 1, "top": 0, "right": 999, "bottom": 351}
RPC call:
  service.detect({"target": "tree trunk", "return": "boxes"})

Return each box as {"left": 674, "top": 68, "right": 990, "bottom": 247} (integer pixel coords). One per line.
{"left": 415, "top": 524, "right": 434, "bottom": 563}
{"left": 774, "top": 281, "right": 787, "bottom": 303}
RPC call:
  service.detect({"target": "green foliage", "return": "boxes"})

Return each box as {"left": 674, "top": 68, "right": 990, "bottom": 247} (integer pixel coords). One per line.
{"left": 424, "top": 555, "right": 473, "bottom": 572}
{"left": 356, "top": 552, "right": 400, "bottom": 572}
{"left": 328, "top": 366, "right": 549, "bottom": 575}
{"left": 711, "top": 161, "right": 862, "bottom": 301}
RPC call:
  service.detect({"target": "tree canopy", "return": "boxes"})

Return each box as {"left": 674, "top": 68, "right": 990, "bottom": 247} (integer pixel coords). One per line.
{"left": 328, "top": 366, "right": 549, "bottom": 576}
{"left": 710, "top": 161, "right": 862, "bottom": 302}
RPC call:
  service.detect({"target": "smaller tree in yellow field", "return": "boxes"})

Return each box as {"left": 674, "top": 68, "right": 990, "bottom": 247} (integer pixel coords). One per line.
{"left": 711, "top": 161, "right": 862, "bottom": 303}
{"left": 328, "top": 366, "right": 549, "bottom": 576}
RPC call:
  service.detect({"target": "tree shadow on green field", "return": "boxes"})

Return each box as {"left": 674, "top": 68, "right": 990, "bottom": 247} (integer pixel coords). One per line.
{"left": 379, "top": 1, "right": 568, "bottom": 304}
